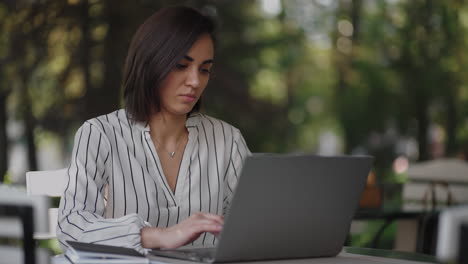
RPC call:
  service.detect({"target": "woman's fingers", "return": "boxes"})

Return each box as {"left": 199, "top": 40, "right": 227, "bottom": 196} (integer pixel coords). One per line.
{"left": 144, "top": 213, "right": 224, "bottom": 249}
{"left": 188, "top": 218, "right": 222, "bottom": 227}
{"left": 191, "top": 212, "right": 224, "bottom": 225}
{"left": 202, "top": 213, "right": 224, "bottom": 224}
{"left": 186, "top": 213, "right": 224, "bottom": 236}
{"left": 161, "top": 214, "right": 223, "bottom": 248}
{"left": 189, "top": 222, "right": 222, "bottom": 234}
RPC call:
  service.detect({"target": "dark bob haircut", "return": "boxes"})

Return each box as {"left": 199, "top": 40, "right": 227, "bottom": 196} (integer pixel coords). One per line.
{"left": 123, "top": 6, "right": 216, "bottom": 122}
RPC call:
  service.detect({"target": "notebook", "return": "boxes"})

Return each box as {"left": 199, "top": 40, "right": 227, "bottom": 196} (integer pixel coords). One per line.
{"left": 65, "top": 240, "right": 148, "bottom": 264}
{"left": 149, "top": 154, "right": 373, "bottom": 263}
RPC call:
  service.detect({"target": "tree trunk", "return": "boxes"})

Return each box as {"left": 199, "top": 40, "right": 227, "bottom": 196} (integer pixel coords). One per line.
{"left": 335, "top": 0, "right": 362, "bottom": 153}
{"left": 84, "top": 0, "right": 124, "bottom": 120}
{"left": 23, "top": 93, "right": 38, "bottom": 171}
{"left": 81, "top": 0, "right": 91, "bottom": 118}
{"left": 0, "top": 90, "right": 8, "bottom": 182}
{"left": 445, "top": 86, "right": 457, "bottom": 156}
{"left": 416, "top": 98, "right": 429, "bottom": 161}
{"left": 351, "top": 0, "right": 362, "bottom": 43}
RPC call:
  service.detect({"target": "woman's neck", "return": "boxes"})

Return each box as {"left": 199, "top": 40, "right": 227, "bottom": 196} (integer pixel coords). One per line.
{"left": 148, "top": 111, "right": 188, "bottom": 148}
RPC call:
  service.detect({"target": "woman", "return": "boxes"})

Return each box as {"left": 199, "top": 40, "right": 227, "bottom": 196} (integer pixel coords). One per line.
{"left": 57, "top": 6, "right": 250, "bottom": 252}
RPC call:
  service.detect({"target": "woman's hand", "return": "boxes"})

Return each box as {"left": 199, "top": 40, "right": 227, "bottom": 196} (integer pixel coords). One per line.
{"left": 141, "top": 212, "right": 223, "bottom": 249}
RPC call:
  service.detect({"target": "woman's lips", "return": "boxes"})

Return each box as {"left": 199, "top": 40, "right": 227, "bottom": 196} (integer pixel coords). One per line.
{"left": 179, "top": 94, "right": 197, "bottom": 103}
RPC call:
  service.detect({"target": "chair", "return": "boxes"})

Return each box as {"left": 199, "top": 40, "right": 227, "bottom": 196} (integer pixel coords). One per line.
{"left": 0, "top": 184, "right": 36, "bottom": 264}
{"left": 395, "top": 159, "right": 468, "bottom": 253}
{"left": 436, "top": 205, "right": 468, "bottom": 262}
{"left": 26, "top": 168, "right": 68, "bottom": 239}
{"left": 1, "top": 169, "right": 72, "bottom": 264}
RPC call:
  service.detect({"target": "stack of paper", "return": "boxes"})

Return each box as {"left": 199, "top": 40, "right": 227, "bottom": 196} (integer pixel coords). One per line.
{"left": 65, "top": 241, "right": 149, "bottom": 264}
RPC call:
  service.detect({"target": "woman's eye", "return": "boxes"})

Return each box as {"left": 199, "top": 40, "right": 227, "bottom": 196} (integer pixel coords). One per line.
{"left": 175, "top": 64, "right": 188, "bottom": 70}
{"left": 200, "top": 68, "right": 212, "bottom": 74}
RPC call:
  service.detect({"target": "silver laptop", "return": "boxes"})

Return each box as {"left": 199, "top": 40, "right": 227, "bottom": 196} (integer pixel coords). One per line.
{"left": 149, "top": 154, "right": 373, "bottom": 263}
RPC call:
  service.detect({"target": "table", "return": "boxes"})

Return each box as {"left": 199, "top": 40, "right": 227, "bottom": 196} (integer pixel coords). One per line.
{"left": 51, "top": 247, "right": 438, "bottom": 264}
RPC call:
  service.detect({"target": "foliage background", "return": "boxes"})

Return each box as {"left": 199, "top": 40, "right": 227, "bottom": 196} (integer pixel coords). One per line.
{"left": 2, "top": 0, "right": 468, "bottom": 183}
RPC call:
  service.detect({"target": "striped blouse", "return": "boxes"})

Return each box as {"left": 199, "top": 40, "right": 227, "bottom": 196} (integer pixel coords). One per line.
{"left": 56, "top": 109, "right": 251, "bottom": 252}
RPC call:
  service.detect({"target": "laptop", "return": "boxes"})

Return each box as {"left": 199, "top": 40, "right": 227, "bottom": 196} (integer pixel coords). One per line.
{"left": 149, "top": 154, "right": 373, "bottom": 263}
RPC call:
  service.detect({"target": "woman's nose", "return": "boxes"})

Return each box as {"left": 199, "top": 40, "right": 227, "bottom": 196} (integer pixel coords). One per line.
{"left": 185, "top": 68, "right": 200, "bottom": 88}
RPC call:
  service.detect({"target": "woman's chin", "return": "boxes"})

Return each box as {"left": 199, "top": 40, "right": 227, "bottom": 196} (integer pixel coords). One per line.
{"left": 172, "top": 106, "right": 195, "bottom": 116}
{"left": 160, "top": 103, "right": 196, "bottom": 117}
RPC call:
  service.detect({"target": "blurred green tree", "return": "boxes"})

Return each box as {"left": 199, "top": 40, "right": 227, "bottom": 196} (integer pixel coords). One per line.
{"left": 1, "top": 0, "right": 468, "bottom": 184}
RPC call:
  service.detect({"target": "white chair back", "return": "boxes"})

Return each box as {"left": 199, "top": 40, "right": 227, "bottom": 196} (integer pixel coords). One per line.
{"left": 26, "top": 169, "right": 68, "bottom": 197}
{"left": 403, "top": 158, "right": 468, "bottom": 210}
{"left": 25, "top": 168, "right": 68, "bottom": 240}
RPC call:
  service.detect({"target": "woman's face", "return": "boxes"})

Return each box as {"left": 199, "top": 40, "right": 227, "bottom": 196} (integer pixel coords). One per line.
{"left": 158, "top": 33, "right": 214, "bottom": 116}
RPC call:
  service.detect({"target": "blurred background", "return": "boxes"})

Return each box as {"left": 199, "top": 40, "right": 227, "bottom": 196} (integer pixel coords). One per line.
{"left": 1, "top": 0, "right": 468, "bottom": 255}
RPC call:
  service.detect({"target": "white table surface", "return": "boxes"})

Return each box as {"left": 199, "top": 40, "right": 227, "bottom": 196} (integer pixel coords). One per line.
{"left": 50, "top": 250, "right": 432, "bottom": 264}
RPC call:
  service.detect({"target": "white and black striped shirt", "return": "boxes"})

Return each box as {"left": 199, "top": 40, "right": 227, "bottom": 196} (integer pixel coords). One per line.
{"left": 57, "top": 109, "right": 250, "bottom": 251}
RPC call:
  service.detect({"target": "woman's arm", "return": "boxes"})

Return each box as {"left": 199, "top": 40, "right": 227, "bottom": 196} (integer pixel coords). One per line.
{"left": 57, "top": 121, "right": 148, "bottom": 251}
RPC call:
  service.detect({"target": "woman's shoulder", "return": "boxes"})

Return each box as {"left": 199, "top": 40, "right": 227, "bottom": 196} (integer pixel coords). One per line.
{"left": 191, "top": 113, "right": 242, "bottom": 136}
{"left": 82, "top": 109, "right": 135, "bottom": 134}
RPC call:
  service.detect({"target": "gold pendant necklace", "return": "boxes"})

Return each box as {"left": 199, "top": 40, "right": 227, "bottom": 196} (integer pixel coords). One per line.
{"left": 154, "top": 131, "right": 186, "bottom": 158}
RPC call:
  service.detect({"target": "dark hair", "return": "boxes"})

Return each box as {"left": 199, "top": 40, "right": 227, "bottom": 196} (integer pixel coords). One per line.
{"left": 123, "top": 6, "right": 216, "bottom": 122}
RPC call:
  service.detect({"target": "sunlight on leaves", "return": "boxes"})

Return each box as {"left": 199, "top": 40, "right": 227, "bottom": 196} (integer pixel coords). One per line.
{"left": 64, "top": 68, "right": 85, "bottom": 99}
{"left": 48, "top": 53, "right": 70, "bottom": 74}
{"left": 250, "top": 69, "right": 287, "bottom": 105}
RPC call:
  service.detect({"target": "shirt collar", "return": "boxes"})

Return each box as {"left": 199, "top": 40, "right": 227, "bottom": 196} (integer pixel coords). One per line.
{"left": 133, "top": 120, "right": 150, "bottom": 132}
{"left": 186, "top": 112, "right": 201, "bottom": 128}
